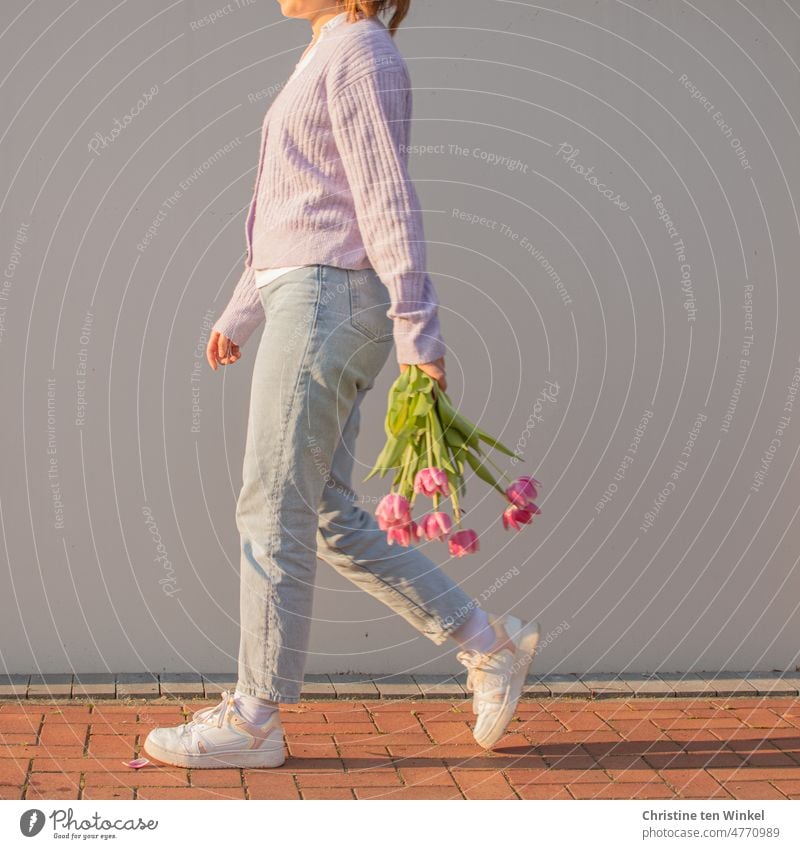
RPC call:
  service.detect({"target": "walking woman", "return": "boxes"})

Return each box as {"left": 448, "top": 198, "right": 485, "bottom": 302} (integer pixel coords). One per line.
{"left": 144, "top": 0, "right": 539, "bottom": 769}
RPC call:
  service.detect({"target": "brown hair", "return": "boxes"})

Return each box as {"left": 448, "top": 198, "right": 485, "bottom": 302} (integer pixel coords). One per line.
{"left": 337, "top": 0, "right": 410, "bottom": 37}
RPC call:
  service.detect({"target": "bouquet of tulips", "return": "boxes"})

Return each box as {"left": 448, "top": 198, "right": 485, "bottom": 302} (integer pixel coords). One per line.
{"left": 364, "top": 365, "right": 542, "bottom": 556}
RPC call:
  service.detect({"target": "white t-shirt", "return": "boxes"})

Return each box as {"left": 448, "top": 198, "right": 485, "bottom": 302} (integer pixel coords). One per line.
{"left": 254, "top": 11, "right": 350, "bottom": 289}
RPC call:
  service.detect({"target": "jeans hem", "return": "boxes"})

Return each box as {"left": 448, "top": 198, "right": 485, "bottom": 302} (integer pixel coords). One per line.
{"left": 235, "top": 682, "right": 301, "bottom": 704}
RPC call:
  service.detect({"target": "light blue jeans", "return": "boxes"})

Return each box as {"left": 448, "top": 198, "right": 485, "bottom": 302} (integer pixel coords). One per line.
{"left": 235, "top": 265, "right": 476, "bottom": 703}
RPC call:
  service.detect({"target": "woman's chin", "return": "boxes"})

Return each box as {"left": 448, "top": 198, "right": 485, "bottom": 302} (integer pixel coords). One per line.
{"left": 276, "top": 1, "right": 309, "bottom": 21}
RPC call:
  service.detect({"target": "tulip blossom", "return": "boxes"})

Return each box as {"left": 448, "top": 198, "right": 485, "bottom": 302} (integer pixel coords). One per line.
{"left": 415, "top": 511, "right": 453, "bottom": 541}
{"left": 448, "top": 528, "right": 480, "bottom": 557}
{"left": 502, "top": 502, "right": 541, "bottom": 532}
{"left": 505, "top": 475, "right": 541, "bottom": 507}
{"left": 387, "top": 522, "right": 418, "bottom": 547}
{"left": 376, "top": 493, "right": 412, "bottom": 530}
{"left": 413, "top": 467, "right": 450, "bottom": 498}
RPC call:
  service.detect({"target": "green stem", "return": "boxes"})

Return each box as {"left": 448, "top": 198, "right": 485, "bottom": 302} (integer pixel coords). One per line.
{"left": 450, "top": 480, "right": 462, "bottom": 527}
{"left": 409, "top": 435, "right": 421, "bottom": 507}
{"left": 482, "top": 450, "right": 514, "bottom": 485}
{"left": 429, "top": 403, "right": 444, "bottom": 459}
{"left": 425, "top": 410, "right": 433, "bottom": 468}
{"left": 400, "top": 442, "right": 415, "bottom": 500}
{"left": 426, "top": 411, "right": 441, "bottom": 511}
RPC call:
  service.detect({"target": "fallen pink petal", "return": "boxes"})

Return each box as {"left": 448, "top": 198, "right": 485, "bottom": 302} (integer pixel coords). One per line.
{"left": 122, "top": 757, "right": 150, "bottom": 769}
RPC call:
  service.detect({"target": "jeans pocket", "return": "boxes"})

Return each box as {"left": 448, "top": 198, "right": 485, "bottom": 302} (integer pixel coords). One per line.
{"left": 347, "top": 268, "right": 394, "bottom": 343}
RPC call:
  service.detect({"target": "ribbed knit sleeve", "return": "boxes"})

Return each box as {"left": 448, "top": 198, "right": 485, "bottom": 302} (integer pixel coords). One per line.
{"left": 328, "top": 66, "right": 446, "bottom": 365}
{"left": 211, "top": 263, "right": 264, "bottom": 346}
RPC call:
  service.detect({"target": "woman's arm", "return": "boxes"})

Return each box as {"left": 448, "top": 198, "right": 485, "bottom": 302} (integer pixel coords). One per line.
{"left": 211, "top": 109, "right": 270, "bottom": 350}
{"left": 211, "top": 262, "right": 264, "bottom": 347}
{"left": 328, "top": 63, "right": 447, "bottom": 366}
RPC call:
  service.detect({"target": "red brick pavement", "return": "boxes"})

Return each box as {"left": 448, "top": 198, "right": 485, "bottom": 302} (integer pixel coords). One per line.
{"left": 0, "top": 697, "right": 798, "bottom": 800}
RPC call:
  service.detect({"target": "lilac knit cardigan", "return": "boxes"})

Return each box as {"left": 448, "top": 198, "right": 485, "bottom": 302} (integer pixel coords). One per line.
{"left": 212, "top": 15, "right": 445, "bottom": 365}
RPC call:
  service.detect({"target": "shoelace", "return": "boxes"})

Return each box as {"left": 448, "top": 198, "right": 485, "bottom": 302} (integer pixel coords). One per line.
{"left": 179, "top": 689, "right": 236, "bottom": 750}
{"left": 457, "top": 651, "right": 508, "bottom": 710}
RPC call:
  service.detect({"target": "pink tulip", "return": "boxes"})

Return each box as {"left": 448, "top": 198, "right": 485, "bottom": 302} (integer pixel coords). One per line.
{"left": 416, "top": 511, "right": 453, "bottom": 541}
{"left": 502, "top": 502, "right": 541, "bottom": 531}
{"left": 387, "top": 521, "right": 418, "bottom": 547}
{"left": 376, "top": 493, "right": 412, "bottom": 530}
{"left": 413, "top": 467, "right": 450, "bottom": 498}
{"left": 505, "top": 475, "right": 541, "bottom": 507}
{"left": 448, "top": 528, "right": 480, "bottom": 557}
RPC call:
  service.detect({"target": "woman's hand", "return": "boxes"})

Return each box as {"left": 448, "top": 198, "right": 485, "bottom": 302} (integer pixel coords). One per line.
{"left": 400, "top": 356, "right": 447, "bottom": 392}
{"left": 206, "top": 330, "right": 241, "bottom": 370}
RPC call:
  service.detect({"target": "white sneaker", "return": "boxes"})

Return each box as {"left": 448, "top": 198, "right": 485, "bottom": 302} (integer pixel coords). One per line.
{"left": 457, "top": 612, "right": 540, "bottom": 749}
{"left": 143, "top": 690, "right": 286, "bottom": 769}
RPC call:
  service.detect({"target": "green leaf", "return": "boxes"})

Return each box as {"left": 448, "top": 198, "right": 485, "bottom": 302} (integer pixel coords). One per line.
{"left": 474, "top": 429, "right": 518, "bottom": 457}
{"left": 395, "top": 368, "right": 411, "bottom": 392}
{"left": 388, "top": 402, "right": 409, "bottom": 436}
{"left": 363, "top": 433, "right": 410, "bottom": 481}
{"left": 413, "top": 391, "right": 434, "bottom": 417}
{"left": 437, "top": 404, "right": 481, "bottom": 451}
{"left": 443, "top": 426, "right": 467, "bottom": 449}
{"left": 464, "top": 450, "right": 506, "bottom": 496}
{"left": 436, "top": 390, "right": 519, "bottom": 457}
{"left": 408, "top": 366, "right": 434, "bottom": 395}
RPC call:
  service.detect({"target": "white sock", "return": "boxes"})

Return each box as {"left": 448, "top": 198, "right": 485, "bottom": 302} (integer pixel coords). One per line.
{"left": 233, "top": 689, "right": 279, "bottom": 725}
{"left": 451, "top": 607, "right": 496, "bottom": 654}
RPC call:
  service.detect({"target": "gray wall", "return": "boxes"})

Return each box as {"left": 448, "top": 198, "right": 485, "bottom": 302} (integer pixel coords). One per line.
{"left": 2, "top": 0, "right": 799, "bottom": 677}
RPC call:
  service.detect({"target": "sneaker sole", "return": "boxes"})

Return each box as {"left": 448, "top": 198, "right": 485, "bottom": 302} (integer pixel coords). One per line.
{"left": 143, "top": 735, "right": 286, "bottom": 769}
{"left": 474, "top": 618, "right": 540, "bottom": 749}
